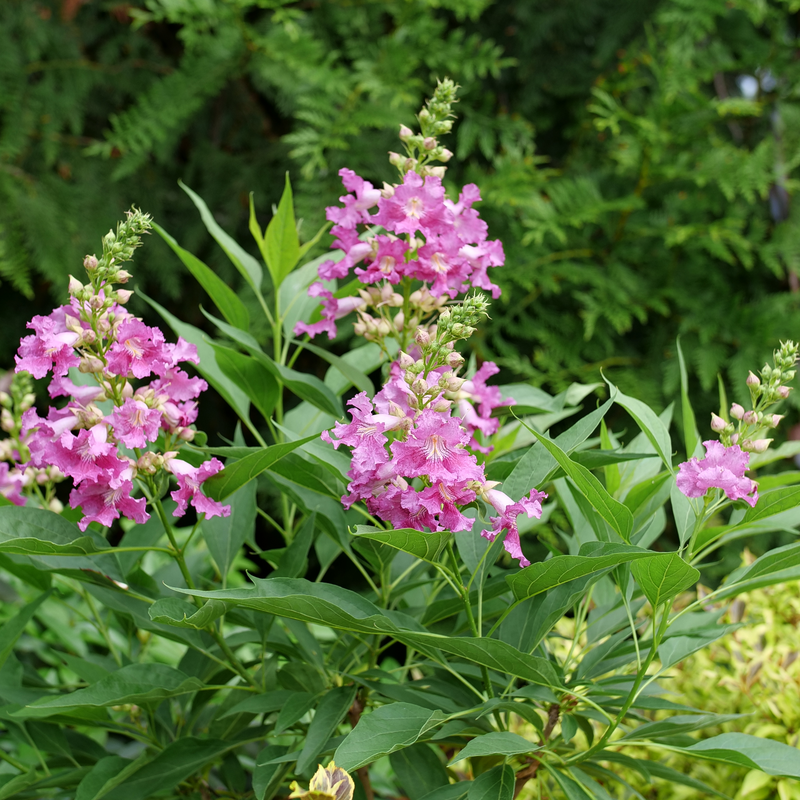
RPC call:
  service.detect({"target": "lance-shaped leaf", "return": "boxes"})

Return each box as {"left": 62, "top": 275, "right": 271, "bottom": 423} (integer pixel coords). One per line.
{"left": 294, "top": 338, "right": 374, "bottom": 397}
{"left": 468, "top": 764, "right": 514, "bottom": 800}
{"left": 0, "top": 507, "right": 111, "bottom": 556}
{"left": 0, "top": 591, "right": 51, "bottom": 671}
{"left": 17, "top": 664, "right": 204, "bottom": 718}
{"left": 741, "top": 486, "right": 800, "bottom": 524}
{"left": 212, "top": 343, "right": 279, "bottom": 422}
{"left": 605, "top": 378, "right": 673, "bottom": 472}
{"left": 202, "top": 436, "right": 317, "bottom": 501}
{"left": 171, "top": 578, "right": 564, "bottom": 688}
{"left": 684, "top": 733, "right": 800, "bottom": 778}
{"left": 296, "top": 685, "right": 357, "bottom": 775}
{"left": 450, "top": 731, "right": 538, "bottom": 764}
{"left": 201, "top": 308, "right": 343, "bottom": 418}
{"left": 154, "top": 223, "right": 250, "bottom": 330}
{"left": 631, "top": 553, "right": 699, "bottom": 608}
{"left": 506, "top": 542, "right": 656, "bottom": 601}
{"left": 676, "top": 337, "right": 700, "bottom": 459}
{"left": 264, "top": 173, "right": 301, "bottom": 287}
{"left": 148, "top": 598, "right": 227, "bottom": 629}
{"left": 334, "top": 702, "right": 446, "bottom": 771}
{"left": 180, "top": 180, "right": 263, "bottom": 291}
{"left": 353, "top": 526, "right": 450, "bottom": 565}
{"left": 714, "top": 540, "right": 800, "bottom": 600}
{"left": 621, "top": 713, "right": 748, "bottom": 741}
{"left": 524, "top": 427, "right": 633, "bottom": 542}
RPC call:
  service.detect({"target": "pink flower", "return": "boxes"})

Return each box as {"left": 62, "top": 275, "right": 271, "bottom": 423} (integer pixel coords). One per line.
{"left": 106, "top": 318, "right": 170, "bottom": 378}
{"left": 69, "top": 464, "right": 149, "bottom": 531}
{"left": 15, "top": 306, "right": 81, "bottom": 379}
{"left": 47, "top": 375, "right": 104, "bottom": 403}
{"left": 417, "top": 482, "right": 476, "bottom": 532}
{"left": 109, "top": 399, "right": 162, "bottom": 448}
{"left": 294, "top": 283, "right": 367, "bottom": 340}
{"left": 481, "top": 488, "right": 548, "bottom": 568}
{"left": 460, "top": 240, "right": 504, "bottom": 299}
{"left": 47, "top": 425, "right": 122, "bottom": 484}
{"left": 369, "top": 484, "right": 440, "bottom": 531}
{"left": 372, "top": 172, "right": 448, "bottom": 237}
{"left": 677, "top": 440, "right": 758, "bottom": 507}
{"left": 390, "top": 409, "right": 483, "bottom": 484}
{"left": 326, "top": 169, "right": 382, "bottom": 228}
{"left": 445, "top": 184, "right": 488, "bottom": 244}
{"left": 355, "top": 236, "right": 410, "bottom": 285}
{"left": 415, "top": 233, "right": 471, "bottom": 298}
{"left": 456, "top": 361, "right": 514, "bottom": 450}
{"left": 322, "top": 392, "right": 406, "bottom": 449}
{"left": 166, "top": 457, "right": 230, "bottom": 519}
{"left": 0, "top": 463, "right": 26, "bottom": 506}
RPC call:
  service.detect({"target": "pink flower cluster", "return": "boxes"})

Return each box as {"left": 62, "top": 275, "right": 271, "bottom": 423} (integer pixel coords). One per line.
{"left": 676, "top": 440, "right": 758, "bottom": 508}
{"left": 325, "top": 381, "right": 545, "bottom": 568}
{"left": 295, "top": 169, "right": 504, "bottom": 340}
{"left": 16, "top": 300, "right": 230, "bottom": 530}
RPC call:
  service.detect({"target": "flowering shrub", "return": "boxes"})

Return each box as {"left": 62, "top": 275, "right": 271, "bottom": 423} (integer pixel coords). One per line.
{"left": 2, "top": 81, "right": 800, "bottom": 800}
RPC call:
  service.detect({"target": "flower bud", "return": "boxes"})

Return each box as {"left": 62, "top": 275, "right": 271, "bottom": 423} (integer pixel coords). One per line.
{"left": 751, "top": 438, "right": 772, "bottom": 453}
{"left": 399, "top": 124, "right": 413, "bottom": 141}
{"left": 388, "top": 151, "right": 404, "bottom": 167}
{"left": 78, "top": 356, "right": 104, "bottom": 374}
{"left": 433, "top": 399, "right": 452, "bottom": 412}
{"left": 68, "top": 275, "right": 84, "bottom": 296}
{"left": 115, "top": 269, "right": 132, "bottom": 284}
{"left": 710, "top": 413, "right": 726, "bottom": 432}
{"left": 414, "top": 328, "right": 431, "bottom": 346}
{"left": 423, "top": 137, "right": 437, "bottom": 150}
{"left": 778, "top": 386, "right": 791, "bottom": 399}
{"left": 393, "top": 311, "right": 405, "bottom": 329}
{"left": 411, "top": 378, "right": 428, "bottom": 396}
{"left": 446, "top": 375, "right": 465, "bottom": 392}
{"left": 116, "top": 289, "right": 133, "bottom": 304}
{"left": 0, "top": 410, "right": 14, "bottom": 433}
{"left": 20, "top": 393, "right": 36, "bottom": 412}
{"left": 731, "top": 433, "right": 739, "bottom": 444}
{"left": 178, "top": 427, "right": 195, "bottom": 441}
{"left": 83, "top": 254, "right": 98, "bottom": 272}
{"left": 427, "top": 166, "right": 447, "bottom": 179}
{"left": 771, "top": 414, "right": 785, "bottom": 427}
{"left": 747, "top": 371, "right": 761, "bottom": 387}
{"left": 48, "top": 498, "right": 64, "bottom": 514}
{"left": 398, "top": 352, "right": 415, "bottom": 369}
{"left": 730, "top": 403, "right": 745, "bottom": 420}
{"left": 380, "top": 182, "right": 395, "bottom": 199}
{"left": 439, "top": 149, "right": 453, "bottom": 163}
{"left": 743, "top": 410, "right": 757, "bottom": 424}
{"left": 0, "top": 392, "right": 9, "bottom": 409}
{"left": 418, "top": 108, "right": 430, "bottom": 122}
{"left": 446, "top": 351, "right": 465, "bottom": 369}
{"left": 404, "top": 158, "right": 418, "bottom": 172}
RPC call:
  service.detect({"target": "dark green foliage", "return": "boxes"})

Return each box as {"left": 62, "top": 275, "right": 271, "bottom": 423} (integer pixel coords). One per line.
{"left": 3, "top": 0, "right": 800, "bottom": 412}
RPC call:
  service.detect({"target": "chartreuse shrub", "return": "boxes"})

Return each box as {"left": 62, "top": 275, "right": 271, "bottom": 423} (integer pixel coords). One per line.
{"left": 4, "top": 82, "right": 800, "bottom": 800}
{"left": 605, "top": 573, "right": 800, "bottom": 800}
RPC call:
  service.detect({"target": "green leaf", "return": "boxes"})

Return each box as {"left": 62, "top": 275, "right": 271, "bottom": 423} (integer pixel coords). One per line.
{"left": 605, "top": 379, "right": 673, "bottom": 472}
{"left": 419, "top": 785, "right": 470, "bottom": 800}
{"left": 202, "top": 436, "right": 317, "bottom": 501}
{"left": 171, "top": 578, "right": 564, "bottom": 688}
{"left": 685, "top": 733, "right": 800, "bottom": 778}
{"left": 670, "top": 482, "right": 697, "bottom": 547}
{"left": 154, "top": 223, "right": 250, "bottom": 330}
{"left": 297, "top": 685, "right": 357, "bottom": 775}
{"left": 138, "top": 290, "right": 256, "bottom": 436}
{"left": 714, "top": 540, "right": 800, "bottom": 600}
{"left": 631, "top": 553, "right": 699, "bottom": 608}
{"left": 676, "top": 338, "right": 700, "bottom": 458}
{"left": 294, "top": 338, "right": 374, "bottom": 397}
{"left": 265, "top": 173, "right": 301, "bottom": 287}
{"left": 623, "top": 713, "right": 747, "bottom": 741}
{"left": 18, "top": 664, "right": 204, "bottom": 717}
{"left": 203, "top": 477, "right": 257, "bottom": 579}
{"left": 391, "top": 744, "right": 450, "bottom": 800}
{"left": 102, "top": 737, "right": 233, "bottom": 800}
{"left": 0, "top": 591, "right": 50, "bottom": 671}
{"left": 253, "top": 745, "right": 289, "bottom": 800}
{"left": 75, "top": 756, "right": 132, "bottom": 800}
{"left": 353, "top": 526, "right": 450, "bottom": 565}
{"left": 523, "top": 426, "right": 633, "bottom": 542}
{"left": 506, "top": 543, "right": 656, "bottom": 601}
{"left": 201, "top": 308, "right": 343, "bottom": 418}
{"left": 212, "top": 343, "right": 279, "bottom": 422}
{"left": 468, "top": 764, "right": 514, "bottom": 800}
{"left": 742, "top": 486, "right": 800, "bottom": 524}
{"left": 148, "top": 598, "right": 227, "bottom": 629}
{"left": 0, "top": 506, "right": 113, "bottom": 557}
{"left": 273, "top": 513, "right": 316, "bottom": 579}
{"left": 450, "top": 731, "right": 538, "bottom": 764}
{"left": 334, "top": 702, "right": 445, "bottom": 771}
{"left": 180, "top": 180, "right": 263, "bottom": 291}
{"left": 274, "top": 691, "right": 317, "bottom": 734}
{"left": 547, "top": 768, "right": 593, "bottom": 800}
{"left": 643, "top": 761, "right": 731, "bottom": 799}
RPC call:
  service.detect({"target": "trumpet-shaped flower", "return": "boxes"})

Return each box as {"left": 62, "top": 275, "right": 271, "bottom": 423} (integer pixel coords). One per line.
{"left": 677, "top": 440, "right": 758, "bottom": 507}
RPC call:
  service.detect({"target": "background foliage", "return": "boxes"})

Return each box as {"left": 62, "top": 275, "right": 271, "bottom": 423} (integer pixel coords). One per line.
{"left": 5, "top": 0, "right": 800, "bottom": 411}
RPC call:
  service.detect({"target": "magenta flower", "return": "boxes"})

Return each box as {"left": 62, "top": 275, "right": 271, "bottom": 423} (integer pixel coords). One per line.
{"left": 47, "top": 425, "right": 122, "bottom": 485}
{"left": 677, "top": 440, "right": 758, "bottom": 507}
{"left": 15, "top": 306, "right": 81, "bottom": 379}
{"left": 482, "top": 488, "right": 548, "bottom": 568}
{"left": 106, "top": 318, "right": 170, "bottom": 378}
{"left": 417, "top": 482, "right": 476, "bottom": 532}
{"left": 166, "top": 457, "right": 230, "bottom": 519}
{"left": 0, "top": 463, "right": 26, "bottom": 507}
{"left": 372, "top": 172, "right": 448, "bottom": 236}
{"left": 445, "top": 184, "right": 488, "bottom": 244}
{"left": 294, "top": 282, "right": 367, "bottom": 340}
{"left": 109, "top": 399, "right": 162, "bottom": 448}
{"left": 69, "top": 465, "right": 149, "bottom": 531}
{"left": 322, "top": 392, "right": 407, "bottom": 449}
{"left": 326, "top": 168, "right": 382, "bottom": 228}
{"left": 390, "top": 409, "right": 483, "bottom": 484}
{"left": 415, "top": 233, "right": 471, "bottom": 298}
{"left": 355, "top": 236, "right": 410, "bottom": 285}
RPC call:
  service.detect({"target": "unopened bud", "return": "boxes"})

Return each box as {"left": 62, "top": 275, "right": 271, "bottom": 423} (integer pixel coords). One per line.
{"left": 83, "top": 254, "right": 98, "bottom": 271}
{"left": 20, "top": 393, "right": 36, "bottom": 412}
{"left": 731, "top": 433, "right": 739, "bottom": 445}
{"left": 411, "top": 378, "right": 428, "bottom": 396}
{"left": 747, "top": 371, "right": 761, "bottom": 387}
{"left": 398, "top": 352, "right": 415, "bottom": 369}
{"left": 446, "top": 376, "right": 465, "bottom": 392}
{"left": 730, "top": 403, "right": 745, "bottom": 420}
{"left": 380, "top": 182, "right": 395, "bottom": 199}
{"left": 418, "top": 108, "right": 430, "bottom": 123}
{"left": 423, "top": 137, "right": 436, "bottom": 150}
{"left": 0, "top": 392, "right": 9, "bottom": 409}
{"left": 433, "top": 399, "right": 452, "bottom": 412}
{"left": 0, "top": 410, "right": 14, "bottom": 433}
{"left": 404, "top": 158, "right": 418, "bottom": 172}
{"left": 427, "top": 166, "right": 447, "bottom": 179}
{"left": 388, "top": 151, "right": 404, "bottom": 167}
{"left": 116, "top": 289, "right": 133, "bottom": 304}
{"left": 68, "top": 275, "right": 84, "bottom": 296}
{"left": 710, "top": 413, "right": 726, "bottom": 432}
{"left": 178, "top": 427, "right": 195, "bottom": 441}
{"left": 81, "top": 329, "right": 97, "bottom": 346}
{"left": 399, "top": 124, "right": 413, "bottom": 141}
{"left": 751, "top": 438, "right": 773, "bottom": 453}
{"left": 446, "top": 351, "right": 465, "bottom": 369}
{"left": 78, "top": 356, "right": 104, "bottom": 374}
{"left": 778, "top": 386, "right": 791, "bottom": 399}
{"left": 376, "top": 319, "right": 391, "bottom": 337}
{"left": 771, "top": 414, "right": 785, "bottom": 427}
{"left": 414, "top": 328, "right": 431, "bottom": 346}
{"left": 115, "top": 270, "right": 132, "bottom": 284}
{"left": 439, "top": 149, "right": 453, "bottom": 163}
{"left": 743, "top": 410, "right": 758, "bottom": 424}
{"left": 48, "top": 498, "right": 64, "bottom": 514}
{"left": 393, "top": 311, "right": 405, "bottom": 329}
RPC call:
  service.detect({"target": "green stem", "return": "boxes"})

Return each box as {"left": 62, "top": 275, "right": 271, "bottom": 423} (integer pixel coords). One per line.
{"left": 0, "top": 747, "right": 27, "bottom": 773}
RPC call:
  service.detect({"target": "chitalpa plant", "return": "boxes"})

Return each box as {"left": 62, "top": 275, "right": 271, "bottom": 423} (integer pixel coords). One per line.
{"left": 3, "top": 79, "right": 800, "bottom": 800}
